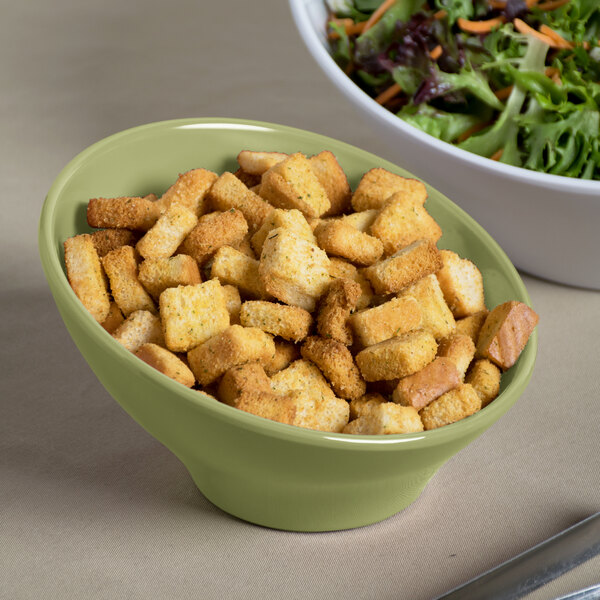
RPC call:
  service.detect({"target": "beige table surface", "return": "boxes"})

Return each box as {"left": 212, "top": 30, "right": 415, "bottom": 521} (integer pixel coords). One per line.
{"left": 1, "top": 1, "right": 599, "bottom": 598}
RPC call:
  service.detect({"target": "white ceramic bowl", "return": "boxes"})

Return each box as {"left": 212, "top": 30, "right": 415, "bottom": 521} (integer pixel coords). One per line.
{"left": 289, "top": 0, "right": 600, "bottom": 290}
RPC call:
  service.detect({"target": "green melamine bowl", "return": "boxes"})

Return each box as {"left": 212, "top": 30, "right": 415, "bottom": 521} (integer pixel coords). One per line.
{"left": 38, "top": 118, "right": 537, "bottom": 532}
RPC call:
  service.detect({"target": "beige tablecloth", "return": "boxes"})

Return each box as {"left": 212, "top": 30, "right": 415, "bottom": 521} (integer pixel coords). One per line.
{"left": 1, "top": 1, "right": 599, "bottom": 598}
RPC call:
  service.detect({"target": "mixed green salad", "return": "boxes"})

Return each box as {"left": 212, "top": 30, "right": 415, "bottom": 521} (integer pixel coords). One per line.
{"left": 327, "top": 0, "right": 600, "bottom": 179}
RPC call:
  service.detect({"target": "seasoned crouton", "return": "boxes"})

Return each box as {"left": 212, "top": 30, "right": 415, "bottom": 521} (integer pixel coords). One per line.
{"left": 233, "top": 167, "right": 261, "bottom": 189}
{"left": 349, "top": 393, "right": 387, "bottom": 420}
{"left": 112, "top": 310, "right": 164, "bottom": 352}
{"left": 270, "top": 359, "right": 335, "bottom": 402}
{"left": 135, "top": 343, "right": 195, "bottom": 387}
{"left": 316, "top": 278, "right": 361, "bottom": 345}
{"left": 370, "top": 194, "right": 442, "bottom": 255}
{"left": 343, "top": 403, "right": 423, "bottom": 435}
{"left": 465, "top": 359, "right": 501, "bottom": 407}
{"left": 180, "top": 209, "right": 248, "bottom": 265}
{"left": 355, "top": 329, "right": 437, "bottom": 381}
{"left": 222, "top": 284, "right": 242, "bottom": 324}
{"left": 233, "top": 233, "right": 256, "bottom": 259}
{"left": 351, "top": 168, "right": 427, "bottom": 212}
{"left": 102, "top": 246, "right": 156, "bottom": 316}
{"left": 301, "top": 336, "right": 366, "bottom": 400}
{"left": 437, "top": 333, "right": 476, "bottom": 380}
{"left": 315, "top": 220, "right": 384, "bottom": 266}
{"left": 240, "top": 300, "right": 312, "bottom": 343}
{"left": 138, "top": 254, "right": 202, "bottom": 300}
{"left": 87, "top": 196, "right": 161, "bottom": 231}
{"left": 309, "top": 151, "right": 352, "bottom": 216}
{"left": 419, "top": 383, "right": 481, "bottom": 430}
{"left": 208, "top": 171, "right": 272, "bottom": 231}
{"left": 392, "top": 357, "right": 461, "bottom": 409}
{"left": 285, "top": 389, "right": 349, "bottom": 432}
{"left": 237, "top": 150, "right": 288, "bottom": 175}
{"left": 455, "top": 310, "right": 489, "bottom": 344}
{"left": 476, "top": 301, "right": 539, "bottom": 370}
{"left": 159, "top": 279, "right": 230, "bottom": 352}
{"left": 260, "top": 153, "right": 330, "bottom": 218}
{"left": 349, "top": 296, "right": 422, "bottom": 348}
{"left": 436, "top": 250, "right": 486, "bottom": 318}
{"left": 156, "top": 168, "right": 217, "bottom": 216}
{"left": 101, "top": 301, "right": 125, "bottom": 333}
{"left": 218, "top": 362, "right": 272, "bottom": 407}
{"left": 210, "top": 246, "right": 269, "bottom": 299}
{"left": 90, "top": 228, "right": 136, "bottom": 258}
{"left": 259, "top": 228, "right": 330, "bottom": 312}
{"left": 64, "top": 234, "right": 110, "bottom": 322}
{"left": 263, "top": 339, "right": 301, "bottom": 376}
{"left": 328, "top": 258, "right": 373, "bottom": 310}
{"left": 187, "top": 325, "right": 275, "bottom": 386}
{"left": 363, "top": 239, "right": 443, "bottom": 295}
{"left": 341, "top": 209, "right": 379, "bottom": 232}
{"left": 236, "top": 390, "right": 297, "bottom": 426}
{"left": 250, "top": 208, "right": 315, "bottom": 256}
{"left": 398, "top": 274, "right": 455, "bottom": 341}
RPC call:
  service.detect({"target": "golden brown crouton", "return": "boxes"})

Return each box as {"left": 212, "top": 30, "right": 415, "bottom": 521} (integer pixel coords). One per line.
{"left": 217, "top": 362, "right": 272, "bottom": 407}
{"left": 349, "top": 393, "right": 387, "bottom": 420}
{"left": 250, "top": 208, "right": 315, "bottom": 256}
{"left": 392, "top": 357, "right": 461, "bottom": 410}
{"left": 363, "top": 239, "right": 443, "bottom": 295}
{"left": 222, "top": 284, "right": 242, "bottom": 324}
{"left": 233, "top": 233, "right": 257, "bottom": 259}
{"left": 64, "top": 234, "right": 111, "bottom": 322}
{"left": 309, "top": 151, "right": 352, "bottom": 216}
{"left": 112, "top": 310, "right": 164, "bottom": 352}
{"left": 135, "top": 343, "right": 195, "bottom": 387}
{"left": 349, "top": 296, "right": 422, "bottom": 348}
{"left": 476, "top": 301, "right": 539, "bottom": 370}
{"left": 101, "top": 301, "right": 125, "bottom": 333}
{"left": 437, "top": 333, "right": 476, "bottom": 380}
{"left": 207, "top": 171, "right": 272, "bottom": 231}
{"left": 87, "top": 197, "right": 161, "bottom": 231}
{"left": 465, "top": 359, "right": 501, "bottom": 408}
{"left": 89, "top": 229, "right": 136, "bottom": 258}
{"left": 355, "top": 329, "right": 437, "bottom": 381}
{"left": 259, "top": 228, "right": 330, "bottom": 312}
{"left": 343, "top": 403, "right": 423, "bottom": 435}
{"left": 301, "top": 336, "right": 366, "bottom": 401}
{"left": 370, "top": 194, "right": 442, "bottom": 255}
{"left": 138, "top": 254, "right": 202, "bottom": 300}
{"left": 240, "top": 300, "right": 312, "bottom": 343}
{"left": 340, "top": 209, "right": 379, "bottom": 232}
{"left": 159, "top": 279, "right": 230, "bottom": 352}
{"left": 237, "top": 150, "right": 288, "bottom": 174}
{"left": 316, "top": 278, "right": 361, "bottom": 345}
{"left": 180, "top": 209, "right": 248, "bottom": 265}
{"left": 210, "top": 246, "right": 269, "bottom": 299}
{"left": 328, "top": 258, "right": 374, "bottom": 310}
{"left": 419, "top": 383, "right": 481, "bottom": 430}
{"left": 455, "top": 310, "right": 489, "bottom": 344}
{"left": 436, "top": 250, "right": 486, "bottom": 318}
{"left": 102, "top": 246, "right": 156, "bottom": 316}
{"left": 263, "top": 339, "right": 301, "bottom": 376}
{"left": 270, "top": 359, "right": 335, "bottom": 402}
{"left": 136, "top": 204, "right": 198, "bottom": 259}
{"left": 315, "top": 220, "right": 384, "bottom": 266}
{"left": 157, "top": 168, "right": 218, "bottom": 216}
{"left": 236, "top": 390, "right": 297, "bottom": 426}
{"left": 187, "top": 325, "right": 275, "bottom": 386}
{"left": 260, "top": 153, "right": 330, "bottom": 218}
{"left": 351, "top": 168, "right": 427, "bottom": 212}
{"left": 233, "top": 167, "right": 261, "bottom": 189}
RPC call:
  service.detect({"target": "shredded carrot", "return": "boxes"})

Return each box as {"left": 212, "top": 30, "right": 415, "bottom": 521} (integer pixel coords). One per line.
{"left": 539, "top": 24, "right": 574, "bottom": 48}
{"left": 374, "top": 83, "right": 402, "bottom": 105}
{"left": 544, "top": 66, "right": 559, "bottom": 77}
{"left": 537, "top": 0, "right": 569, "bottom": 8}
{"left": 513, "top": 18, "right": 557, "bottom": 46}
{"left": 328, "top": 19, "right": 366, "bottom": 39}
{"left": 457, "top": 17, "right": 506, "bottom": 34}
{"left": 433, "top": 9, "right": 447, "bottom": 20}
{"left": 362, "top": 0, "right": 396, "bottom": 33}
{"left": 488, "top": 0, "right": 506, "bottom": 9}
{"left": 429, "top": 45, "right": 443, "bottom": 60}
{"left": 457, "top": 121, "right": 491, "bottom": 143}
{"left": 494, "top": 85, "right": 513, "bottom": 100}
{"left": 490, "top": 149, "right": 504, "bottom": 161}
{"left": 526, "top": 0, "right": 540, "bottom": 7}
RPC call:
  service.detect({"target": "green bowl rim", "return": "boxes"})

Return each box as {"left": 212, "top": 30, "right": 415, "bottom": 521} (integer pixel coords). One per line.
{"left": 38, "top": 117, "right": 538, "bottom": 451}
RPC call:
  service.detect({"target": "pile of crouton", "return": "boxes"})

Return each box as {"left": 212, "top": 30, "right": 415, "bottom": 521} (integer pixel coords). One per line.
{"left": 63, "top": 150, "right": 538, "bottom": 435}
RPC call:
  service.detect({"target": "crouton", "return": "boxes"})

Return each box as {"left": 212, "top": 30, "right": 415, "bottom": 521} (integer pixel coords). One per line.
{"left": 349, "top": 393, "right": 387, "bottom": 420}
{"left": 315, "top": 220, "right": 384, "bottom": 266}
{"left": 101, "top": 246, "right": 156, "bottom": 316}
{"left": 351, "top": 168, "right": 427, "bottom": 212}
{"left": 112, "top": 310, "right": 164, "bottom": 352}
{"left": 233, "top": 167, "right": 262, "bottom": 189}
{"left": 455, "top": 310, "right": 489, "bottom": 344}
{"left": 341, "top": 209, "right": 379, "bottom": 233}
{"left": 289, "top": 389, "right": 349, "bottom": 433}
{"left": 89, "top": 228, "right": 136, "bottom": 258}
{"left": 237, "top": 150, "right": 288, "bottom": 174}
{"left": 236, "top": 390, "right": 296, "bottom": 426}
{"left": 234, "top": 233, "right": 256, "bottom": 259}
{"left": 210, "top": 246, "right": 269, "bottom": 299}
{"left": 222, "top": 284, "right": 242, "bottom": 324}
{"left": 87, "top": 196, "right": 161, "bottom": 231}
{"left": 207, "top": 171, "right": 272, "bottom": 231}
{"left": 135, "top": 204, "right": 198, "bottom": 259}
{"left": 240, "top": 301, "right": 312, "bottom": 343}
{"left": 419, "top": 383, "right": 481, "bottom": 430}
{"left": 63, "top": 234, "right": 110, "bottom": 322}
{"left": 135, "top": 343, "right": 195, "bottom": 387}
{"left": 250, "top": 208, "right": 315, "bottom": 256}
{"left": 101, "top": 301, "right": 125, "bottom": 333}
{"left": 436, "top": 250, "right": 486, "bottom": 318}
{"left": 270, "top": 359, "right": 336, "bottom": 402}
{"left": 465, "top": 359, "right": 501, "bottom": 408}
{"left": 156, "top": 168, "right": 218, "bottom": 216}
{"left": 343, "top": 403, "right": 423, "bottom": 435}
{"left": 392, "top": 357, "right": 461, "bottom": 410}
{"left": 217, "top": 362, "right": 272, "bottom": 407}
{"left": 263, "top": 339, "right": 301, "bottom": 376}
{"left": 301, "top": 336, "right": 366, "bottom": 401}
{"left": 187, "top": 325, "right": 275, "bottom": 386}
{"left": 316, "top": 278, "right": 361, "bottom": 345}
{"left": 159, "top": 279, "right": 230, "bottom": 352}
{"left": 260, "top": 153, "right": 330, "bottom": 218}
{"left": 437, "top": 333, "right": 476, "bottom": 380}
{"left": 259, "top": 228, "right": 330, "bottom": 312}
{"left": 180, "top": 209, "right": 248, "bottom": 265}
{"left": 138, "top": 254, "right": 201, "bottom": 300}
{"left": 355, "top": 329, "right": 437, "bottom": 381}
{"left": 370, "top": 194, "right": 442, "bottom": 255}
{"left": 328, "top": 258, "right": 373, "bottom": 310}
{"left": 476, "top": 301, "right": 539, "bottom": 370}
{"left": 349, "top": 296, "right": 422, "bottom": 348}
{"left": 309, "top": 151, "right": 352, "bottom": 216}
